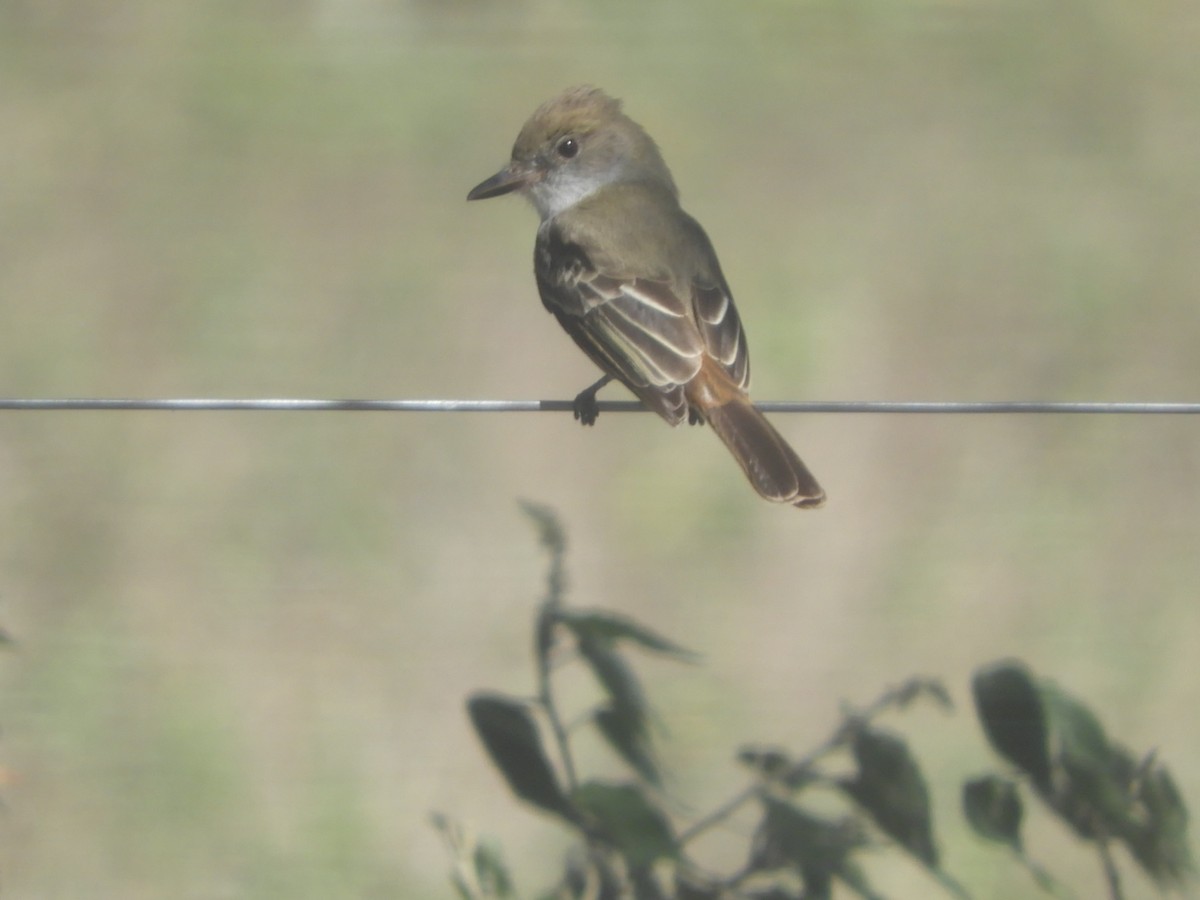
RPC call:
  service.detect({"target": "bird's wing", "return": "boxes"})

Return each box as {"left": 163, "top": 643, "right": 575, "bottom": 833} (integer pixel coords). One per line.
{"left": 550, "top": 276, "right": 703, "bottom": 423}
{"left": 535, "top": 217, "right": 750, "bottom": 423}
{"left": 692, "top": 280, "right": 750, "bottom": 392}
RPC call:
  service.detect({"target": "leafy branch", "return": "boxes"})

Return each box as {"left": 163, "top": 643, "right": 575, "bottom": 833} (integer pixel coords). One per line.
{"left": 969, "top": 660, "right": 1193, "bottom": 899}
{"left": 444, "top": 504, "right": 1194, "bottom": 900}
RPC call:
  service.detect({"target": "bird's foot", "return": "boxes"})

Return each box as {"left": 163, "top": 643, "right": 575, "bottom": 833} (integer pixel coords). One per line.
{"left": 573, "top": 375, "right": 613, "bottom": 426}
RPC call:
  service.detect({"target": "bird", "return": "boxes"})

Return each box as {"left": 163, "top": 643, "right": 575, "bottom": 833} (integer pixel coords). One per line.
{"left": 467, "top": 86, "right": 825, "bottom": 508}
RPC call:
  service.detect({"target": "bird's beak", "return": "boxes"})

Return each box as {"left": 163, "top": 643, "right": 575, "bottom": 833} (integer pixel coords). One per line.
{"left": 467, "top": 163, "right": 537, "bottom": 201}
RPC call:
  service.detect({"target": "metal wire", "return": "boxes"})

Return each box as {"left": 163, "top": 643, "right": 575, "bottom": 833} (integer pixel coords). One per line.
{"left": 0, "top": 398, "right": 1197, "bottom": 414}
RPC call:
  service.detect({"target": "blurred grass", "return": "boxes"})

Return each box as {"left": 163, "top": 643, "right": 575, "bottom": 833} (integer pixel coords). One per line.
{"left": 1, "top": 0, "right": 1198, "bottom": 897}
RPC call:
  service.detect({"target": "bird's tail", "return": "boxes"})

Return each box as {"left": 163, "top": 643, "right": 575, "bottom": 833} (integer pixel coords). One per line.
{"left": 702, "top": 394, "right": 825, "bottom": 508}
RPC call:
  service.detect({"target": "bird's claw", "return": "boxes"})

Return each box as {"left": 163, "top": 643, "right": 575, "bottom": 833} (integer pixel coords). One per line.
{"left": 572, "top": 375, "right": 612, "bottom": 426}
{"left": 573, "top": 391, "right": 600, "bottom": 426}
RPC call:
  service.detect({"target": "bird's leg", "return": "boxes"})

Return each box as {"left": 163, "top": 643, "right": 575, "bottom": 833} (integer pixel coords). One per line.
{"left": 573, "top": 375, "right": 613, "bottom": 426}
{"left": 687, "top": 405, "right": 707, "bottom": 427}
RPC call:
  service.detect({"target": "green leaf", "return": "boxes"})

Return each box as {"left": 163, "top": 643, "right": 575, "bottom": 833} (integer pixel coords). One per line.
{"left": 892, "top": 676, "right": 954, "bottom": 712}
{"left": 518, "top": 500, "right": 566, "bottom": 557}
{"left": 449, "top": 873, "right": 472, "bottom": 900}
{"left": 738, "top": 746, "right": 795, "bottom": 780}
{"left": 738, "top": 744, "right": 820, "bottom": 791}
{"left": 569, "top": 618, "right": 685, "bottom": 784}
{"left": 674, "top": 872, "right": 723, "bottom": 900}
{"left": 571, "top": 780, "right": 677, "bottom": 867}
{"left": 551, "top": 850, "right": 623, "bottom": 900}
{"left": 629, "top": 865, "right": 669, "bottom": 900}
{"left": 1041, "top": 682, "right": 1114, "bottom": 777}
{"left": 577, "top": 634, "right": 651, "bottom": 746}
{"left": 836, "top": 859, "right": 887, "bottom": 900}
{"left": 975, "top": 663, "right": 1195, "bottom": 889}
{"left": 431, "top": 814, "right": 515, "bottom": 900}
{"left": 962, "top": 774, "right": 1024, "bottom": 851}
{"left": 838, "top": 725, "right": 938, "bottom": 867}
{"left": 1040, "top": 683, "right": 1136, "bottom": 840}
{"left": 559, "top": 608, "right": 699, "bottom": 662}
{"left": 1127, "top": 756, "right": 1195, "bottom": 887}
{"left": 472, "top": 837, "right": 515, "bottom": 898}
{"left": 467, "top": 693, "right": 572, "bottom": 821}
{"left": 519, "top": 501, "right": 567, "bottom": 615}
{"left": 534, "top": 602, "right": 557, "bottom": 680}
{"left": 579, "top": 636, "right": 643, "bottom": 715}
{"left": 972, "top": 660, "right": 1052, "bottom": 792}
{"left": 595, "top": 706, "right": 660, "bottom": 786}
{"left": 754, "top": 797, "right": 867, "bottom": 894}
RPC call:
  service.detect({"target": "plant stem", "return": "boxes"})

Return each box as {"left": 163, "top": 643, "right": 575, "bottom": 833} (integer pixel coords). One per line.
{"left": 677, "top": 678, "right": 953, "bottom": 867}
{"left": 1019, "top": 850, "right": 1075, "bottom": 899}
{"left": 537, "top": 632, "right": 579, "bottom": 793}
{"left": 676, "top": 783, "right": 760, "bottom": 846}
{"left": 535, "top": 580, "right": 579, "bottom": 793}
{"left": 934, "top": 868, "right": 974, "bottom": 899}
{"left": 676, "top": 684, "right": 898, "bottom": 846}
{"left": 522, "top": 502, "right": 581, "bottom": 794}
{"left": 1097, "top": 838, "right": 1124, "bottom": 900}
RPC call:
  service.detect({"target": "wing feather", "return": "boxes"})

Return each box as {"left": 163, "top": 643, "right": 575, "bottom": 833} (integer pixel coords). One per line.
{"left": 535, "top": 221, "right": 750, "bottom": 421}
{"left": 695, "top": 283, "right": 749, "bottom": 389}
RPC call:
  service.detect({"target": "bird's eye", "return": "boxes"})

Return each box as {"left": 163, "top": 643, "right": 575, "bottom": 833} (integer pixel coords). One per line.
{"left": 556, "top": 137, "right": 578, "bottom": 159}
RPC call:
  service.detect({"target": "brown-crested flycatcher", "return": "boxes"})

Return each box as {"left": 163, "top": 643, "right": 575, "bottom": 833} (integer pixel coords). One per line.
{"left": 468, "top": 86, "right": 825, "bottom": 508}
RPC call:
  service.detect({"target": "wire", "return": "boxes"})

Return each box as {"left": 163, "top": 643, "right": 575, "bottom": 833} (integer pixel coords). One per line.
{"left": 0, "top": 398, "right": 1196, "bottom": 414}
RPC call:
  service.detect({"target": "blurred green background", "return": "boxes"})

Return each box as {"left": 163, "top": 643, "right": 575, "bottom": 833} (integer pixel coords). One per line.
{"left": 2, "top": 1, "right": 1198, "bottom": 897}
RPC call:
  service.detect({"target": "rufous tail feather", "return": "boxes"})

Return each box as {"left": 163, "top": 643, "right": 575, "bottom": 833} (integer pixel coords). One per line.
{"left": 703, "top": 397, "right": 825, "bottom": 508}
